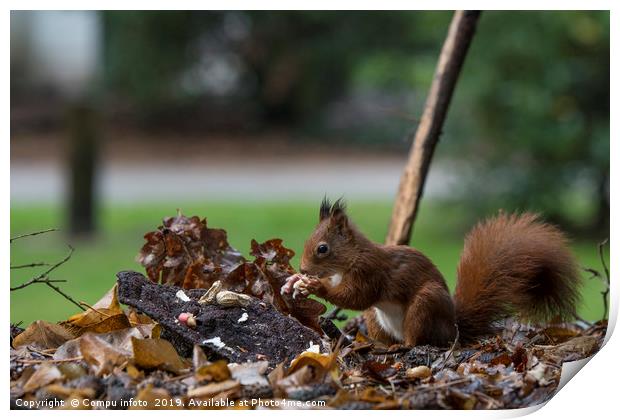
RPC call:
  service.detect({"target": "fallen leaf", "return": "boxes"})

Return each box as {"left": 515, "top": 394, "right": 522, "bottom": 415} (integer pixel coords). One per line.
{"left": 12, "top": 320, "right": 75, "bottom": 350}
{"left": 192, "top": 344, "right": 209, "bottom": 370}
{"left": 187, "top": 379, "right": 240, "bottom": 398}
{"left": 288, "top": 351, "right": 333, "bottom": 375}
{"left": 362, "top": 360, "right": 396, "bottom": 383}
{"left": 23, "top": 364, "right": 63, "bottom": 393}
{"left": 80, "top": 333, "right": 129, "bottom": 376}
{"left": 62, "top": 285, "right": 130, "bottom": 336}
{"left": 54, "top": 327, "right": 143, "bottom": 361}
{"left": 196, "top": 360, "right": 231, "bottom": 382}
{"left": 542, "top": 326, "right": 579, "bottom": 344}
{"left": 131, "top": 337, "right": 187, "bottom": 374}
{"left": 137, "top": 211, "right": 244, "bottom": 288}
{"left": 228, "top": 361, "right": 270, "bottom": 388}
{"left": 535, "top": 335, "right": 599, "bottom": 364}
{"left": 131, "top": 384, "right": 173, "bottom": 410}
{"left": 56, "top": 363, "right": 87, "bottom": 380}
{"left": 45, "top": 383, "right": 96, "bottom": 399}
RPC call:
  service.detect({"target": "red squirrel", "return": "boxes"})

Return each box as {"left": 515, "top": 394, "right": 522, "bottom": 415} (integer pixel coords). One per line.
{"left": 283, "top": 198, "right": 581, "bottom": 346}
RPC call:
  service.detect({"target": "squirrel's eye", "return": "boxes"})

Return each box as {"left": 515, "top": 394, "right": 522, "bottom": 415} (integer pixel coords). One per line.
{"left": 317, "top": 244, "right": 329, "bottom": 255}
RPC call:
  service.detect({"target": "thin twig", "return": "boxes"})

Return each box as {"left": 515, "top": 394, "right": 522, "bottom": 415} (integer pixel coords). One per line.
{"left": 418, "top": 377, "right": 471, "bottom": 390}
{"left": 324, "top": 306, "right": 347, "bottom": 322}
{"left": 438, "top": 323, "right": 460, "bottom": 370}
{"left": 17, "top": 356, "right": 83, "bottom": 364}
{"left": 78, "top": 301, "right": 107, "bottom": 315}
{"left": 10, "top": 245, "right": 74, "bottom": 291}
{"left": 10, "top": 245, "right": 85, "bottom": 311}
{"left": 10, "top": 228, "right": 58, "bottom": 243}
{"left": 598, "top": 239, "right": 610, "bottom": 319}
{"left": 10, "top": 262, "right": 53, "bottom": 270}
{"left": 45, "top": 282, "right": 85, "bottom": 311}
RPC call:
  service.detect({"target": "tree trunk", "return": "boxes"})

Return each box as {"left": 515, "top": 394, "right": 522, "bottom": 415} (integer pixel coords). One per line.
{"left": 385, "top": 11, "right": 480, "bottom": 246}
{"left": 66, "top": 103, "right": 99, "bottom": 236}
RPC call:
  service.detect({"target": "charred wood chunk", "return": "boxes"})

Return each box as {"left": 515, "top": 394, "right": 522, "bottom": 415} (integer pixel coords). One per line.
{"left": 116, "top": 271, "right": 325, "bottom": 368}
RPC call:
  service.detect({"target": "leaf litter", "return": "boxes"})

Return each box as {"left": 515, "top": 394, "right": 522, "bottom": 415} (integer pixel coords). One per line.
{"left": 10, "top": 212, "right": 606, "bottom": 409}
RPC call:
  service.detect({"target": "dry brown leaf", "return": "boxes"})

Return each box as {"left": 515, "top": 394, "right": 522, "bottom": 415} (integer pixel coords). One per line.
{"left": 196, "top": 360, "right": 231, "bottom": 382}
{"left": 12, "top": 320, "right": 75, "bottom": 350}
{"left": 80, "top": 333, "right": 129, "bottom": 376}
{"left": 536, "top": 335, "right": 599, "bottom": 363}
{"left": 137, "top": 211, "right": 244, "bottom": 288}
{"left": 54, "top": 327, "right": 143, "bottom": 360}
{"left": 192, "top": 344, "right": 209, "bottom": 370}
{"left": 187, "top": 379, "right": 240, "bottom": 398}
{"left": 56, "top": 363, "right": 88, "bottom": 380}
{"left": 542, "top": 326, "right": 580, "bottom": 344}
{"left": 359, "top": 388, "right": 390, "bottom": 403}
{"left": 45, "top": 383, "right": 97, "bottom": 399}
{"left": 131, "top": 337, "right": 187, "bottom": 374}
{"left": 228, "top": 361, "right": 269, "bottom": 387}
{"left": 131, "top": 384, "right": 173, "bottom": 410}
{"left": 127, "top": 309, "right": 154, "bottom": 326}
{"left": 62, "top": 285, "right": 130, "bottom": 336}
{"left": 288, "top": 351, "right": 334, "bottom": 375}
{"left": 126, "top": 363, "right": 144, "bottom": 380}
{"left": 362, "top": 360, "right": 396, "bottom": 383}
{"left": 23, "top": 364, "right": 63, "bottom": 393}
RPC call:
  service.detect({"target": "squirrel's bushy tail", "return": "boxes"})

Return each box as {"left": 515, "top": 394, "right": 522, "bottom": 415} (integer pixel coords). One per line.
{"left": 454, "top": 212, "right": 581, "bottom": 342}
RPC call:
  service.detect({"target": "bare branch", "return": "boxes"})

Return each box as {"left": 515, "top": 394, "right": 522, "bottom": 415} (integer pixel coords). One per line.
{"left": 598, "top": 239, "right": 610, "bottom": 319}
{"left": 44, "top": 282, "right": 85, "bottom": 311}
{"left": 10, "top": 244, "right": 85, "bottom": 311}
{"left": 10, "top": 245, "right": 74, "bottom": 291}
{"left": 10, "top": 262, "right": 53, "bottom": 270}
{"left": 386, "top": 11, "right": 481, "bottom": 245}
{"left": 10, "top": 228, "right": 58, "bottom": 243}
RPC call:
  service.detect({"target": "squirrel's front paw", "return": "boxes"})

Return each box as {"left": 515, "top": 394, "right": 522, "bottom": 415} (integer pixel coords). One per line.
{"left": 281, "top": 273, "right": 303, "bottom": 296}
{"left": 293, "top": 275, "right": 324, "bottom": 298}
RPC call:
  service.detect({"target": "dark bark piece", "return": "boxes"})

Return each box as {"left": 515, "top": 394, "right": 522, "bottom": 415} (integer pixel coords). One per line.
{"left": 116, "top": 271, "right": 325, "bottom": 367}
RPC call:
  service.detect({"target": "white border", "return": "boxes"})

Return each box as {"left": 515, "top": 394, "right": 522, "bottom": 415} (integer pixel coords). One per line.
{"left": 5, "top": 3, "right": 616, "bottom": 419}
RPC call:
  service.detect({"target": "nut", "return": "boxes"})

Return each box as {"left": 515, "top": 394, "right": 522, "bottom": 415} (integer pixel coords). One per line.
{"left": 215, "top": 290, "right": 253, "bottom": 307}
{"left": 406, "top": 365, "right": 432, "bottom": 380}
{"left": 178, "top": 312, "right": 191, "bottom": 324}
{"left": 198, "top": 281, "right": 223, "bottom": 304}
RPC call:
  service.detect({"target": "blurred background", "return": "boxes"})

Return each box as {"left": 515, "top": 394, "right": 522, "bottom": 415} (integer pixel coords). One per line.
{"left": 10, "top": 11, "right": 609, "bottom": 324}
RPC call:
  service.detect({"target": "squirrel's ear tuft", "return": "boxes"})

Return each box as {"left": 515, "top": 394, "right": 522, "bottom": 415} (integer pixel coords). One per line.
{"left": 330, "top": 198, "right": 346, "bottom": 217}
{"left": 329, "top": 198, "right": 349, "bottom": 232}
{"left": 320, "top": 196, "right": 331, "bottom": 221}
{"left": 320, "top": 196, "right": 348, "bottom": 229}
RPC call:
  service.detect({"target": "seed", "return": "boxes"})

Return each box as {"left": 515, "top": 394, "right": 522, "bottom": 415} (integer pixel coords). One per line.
{"left": 198, "top": 281, "right": 223, "bottom": 304}
{"left": 406, "top": 365, "right": 432, "bottom": 379}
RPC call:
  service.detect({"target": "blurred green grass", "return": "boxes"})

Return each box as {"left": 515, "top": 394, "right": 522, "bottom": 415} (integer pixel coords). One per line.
{"left": 10, "top": 201, "right": 607, "bottom": 325}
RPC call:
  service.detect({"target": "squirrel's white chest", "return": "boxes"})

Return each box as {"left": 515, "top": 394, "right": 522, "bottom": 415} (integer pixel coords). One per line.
{"left": 374, "top": 302, "right": 405, "bottom": 341}
{"left": 328, "top": 273, "right": 343, "bottom": 287}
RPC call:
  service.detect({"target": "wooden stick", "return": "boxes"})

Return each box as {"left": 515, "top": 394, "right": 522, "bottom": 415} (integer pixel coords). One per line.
{"left": 598, "top": 239, "right": 610, "bottom": 319}
{"left": 17, "top": 356, "right": 83, "bottom": 364}
{"left": 386, "top": 11, "right": 481, "bottom": 246}
{"left": 10, "top": 228, "right": 58, "bottom": 243}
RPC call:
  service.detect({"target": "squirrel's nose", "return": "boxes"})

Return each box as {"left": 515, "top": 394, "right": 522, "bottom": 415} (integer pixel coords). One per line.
{"left": 299, "top": 268, "right": 308, "bottom": 275}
